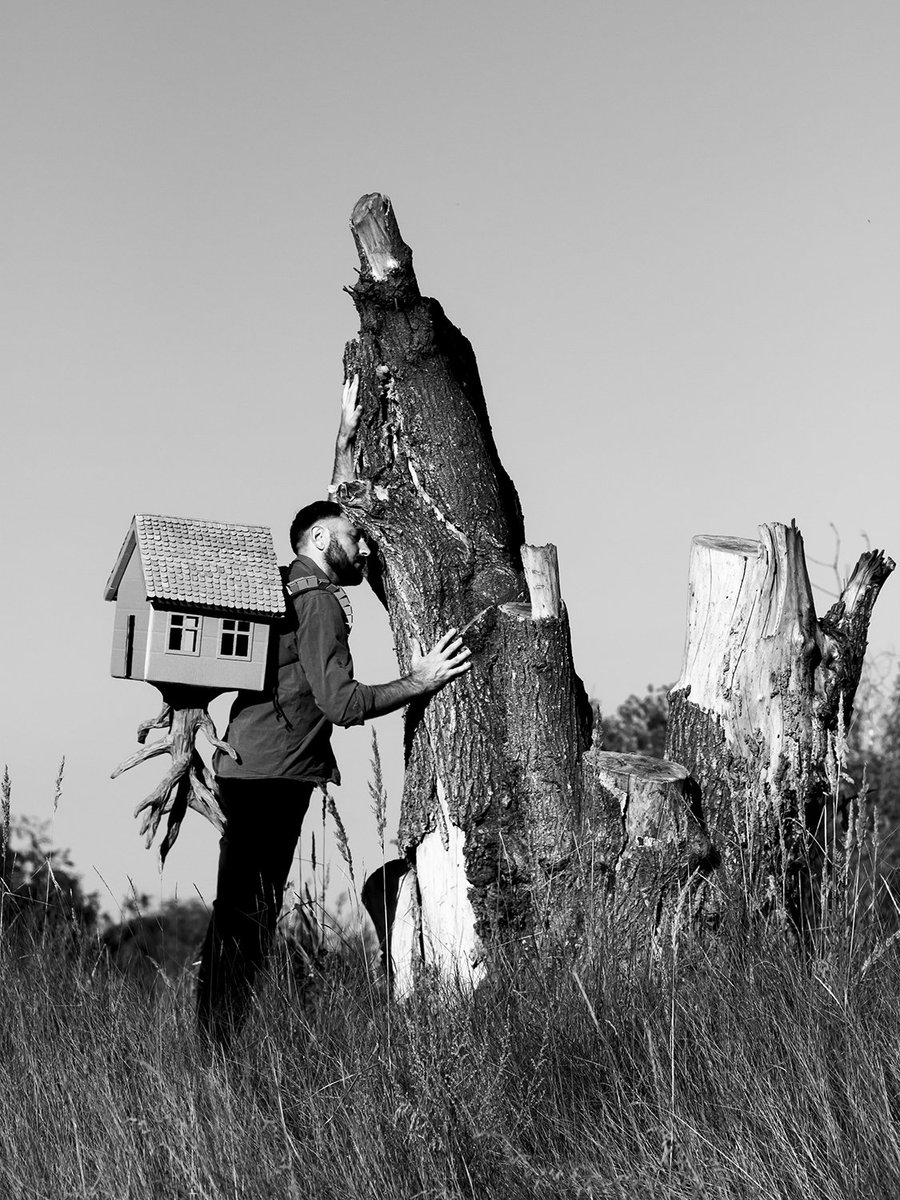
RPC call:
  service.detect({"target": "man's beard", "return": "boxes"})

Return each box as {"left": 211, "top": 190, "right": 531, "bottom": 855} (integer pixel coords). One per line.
{"left": 323, "top": 540, "right": 366, "bottom": 586}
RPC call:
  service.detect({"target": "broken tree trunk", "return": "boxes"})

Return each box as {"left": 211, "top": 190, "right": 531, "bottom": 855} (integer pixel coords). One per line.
{"left": 338, "top": 193, "right": 592, "bottom": 984}
{"left": 111, "top": 684, "right": 234, "bottom": 863}
{"left": 665, "top": 523, "right": 894, "bottom": 927}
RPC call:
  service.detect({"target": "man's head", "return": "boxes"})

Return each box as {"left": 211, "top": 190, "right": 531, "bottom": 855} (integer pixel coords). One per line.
{"left": 290, "top": 501, "right": 370, "bottom": 587}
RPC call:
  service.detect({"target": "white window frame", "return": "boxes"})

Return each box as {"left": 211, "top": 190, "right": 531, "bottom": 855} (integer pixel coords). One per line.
{"left": 166, "top": 612, "right": 202, "bottom": 656}
{"left": 217, "top": 617, "right": 253, "bottom": 661}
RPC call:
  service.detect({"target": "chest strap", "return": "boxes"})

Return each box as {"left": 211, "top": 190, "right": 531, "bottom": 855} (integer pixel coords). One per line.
{"left": 285, "top": 575, "right": 353, "bottom": 632}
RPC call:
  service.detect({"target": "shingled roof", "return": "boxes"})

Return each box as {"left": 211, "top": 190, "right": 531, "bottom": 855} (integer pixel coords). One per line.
{"left": 104, "top": 513, "right": 286, "bottom": 617}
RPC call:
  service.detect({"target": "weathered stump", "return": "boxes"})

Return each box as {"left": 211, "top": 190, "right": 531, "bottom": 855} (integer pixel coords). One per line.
{"left": 665, "top": 523, "right": 893, "bottom": 926}
{"left": 339, "top": 194, "right": 592, "bottom": 983}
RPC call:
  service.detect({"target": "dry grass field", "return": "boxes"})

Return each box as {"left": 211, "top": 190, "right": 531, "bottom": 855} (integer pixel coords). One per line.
{"left": 4, "top": 730, "right": 900, "bottom": 1199}
{"left": 3, "top": 884, "right": 900, "bottom": 1200}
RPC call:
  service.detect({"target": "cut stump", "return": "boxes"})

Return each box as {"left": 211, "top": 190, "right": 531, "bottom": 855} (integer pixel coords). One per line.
{"left": 665, "top": 523, "right": 893, "bottom": 926}
{"left": 581, "top": 749, "right": 714, "bottom": 946}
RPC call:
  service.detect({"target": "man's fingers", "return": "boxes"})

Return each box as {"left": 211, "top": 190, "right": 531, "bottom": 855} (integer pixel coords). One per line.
{"left": 341, "top": 374, "right": 361, "bottom": 414}
{"left": 419, "top": 628, "right": 472, "bottom": 691}
{"left": 428, "top": 631, "right": 471, "bottom": 661}
{"left": 437, "top": 646, "right": 471, "bottom": 681}
{"left": 441, "top": 661, "right": 471, "bottom": 684}
{"left": 433, "top": 627, "right": 459, "bottom": 652}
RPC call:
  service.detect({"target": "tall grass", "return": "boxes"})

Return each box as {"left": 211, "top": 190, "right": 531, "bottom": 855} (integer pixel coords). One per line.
{"left": 4, "top": 745, "right": 900, "bottom": 1200}
{"left": 3, "top": 901, "right": 900, "bottom": 1198}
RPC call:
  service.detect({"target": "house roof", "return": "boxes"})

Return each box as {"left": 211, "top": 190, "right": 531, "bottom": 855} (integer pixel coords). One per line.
{"left": 104, "top": 513, "right": 286, "bottom": 617}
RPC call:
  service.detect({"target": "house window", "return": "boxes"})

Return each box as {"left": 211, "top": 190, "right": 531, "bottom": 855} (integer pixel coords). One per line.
{"left": 167, "top": 613, "right": 201, "bottom": 655}
{"left": 219, "top": 618, "right": 252, "bottom": 659}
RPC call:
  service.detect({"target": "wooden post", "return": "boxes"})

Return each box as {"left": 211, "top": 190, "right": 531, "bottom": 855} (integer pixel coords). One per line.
{"left": 665, "top": 523, "right": 893, "bottom": 926}
{"left": 339, "top": 194, "right": 592, "bottom": 980}
{"left": 521, "top": 544, "right": 561, "bottom": 619}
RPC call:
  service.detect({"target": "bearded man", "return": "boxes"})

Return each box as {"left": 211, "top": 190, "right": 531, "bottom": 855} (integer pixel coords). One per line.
{"left": 197, "top": 379, "right": 470, "bottom": 1044}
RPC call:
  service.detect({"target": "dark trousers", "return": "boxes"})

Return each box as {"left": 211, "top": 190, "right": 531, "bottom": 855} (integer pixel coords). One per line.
{"left": 196, "top": 776, "right": 313, "bottom": 1045}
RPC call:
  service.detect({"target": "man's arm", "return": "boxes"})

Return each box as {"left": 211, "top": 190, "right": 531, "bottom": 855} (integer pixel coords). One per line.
{"left": 366, "top": 629, "right": 471, "bottom": 718}
{"left": 295, "top": 592, "right": 471, "bottom": 727}
{"left": 329, "top": 374, "right": 362, "bottom": 491}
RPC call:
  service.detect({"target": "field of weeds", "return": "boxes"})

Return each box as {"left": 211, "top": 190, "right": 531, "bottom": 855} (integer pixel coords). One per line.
{"left": 3, "top": 906, "right": 900, "bottom": 1200}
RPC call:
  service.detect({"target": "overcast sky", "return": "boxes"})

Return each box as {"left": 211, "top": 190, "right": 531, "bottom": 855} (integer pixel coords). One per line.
{"left": 3, "top": 1, "right": 899, "bottom": 915}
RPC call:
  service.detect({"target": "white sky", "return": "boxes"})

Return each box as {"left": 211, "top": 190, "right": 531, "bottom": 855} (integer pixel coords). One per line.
{"left": 3, "top": 1, "right": 899, "bottom": 915}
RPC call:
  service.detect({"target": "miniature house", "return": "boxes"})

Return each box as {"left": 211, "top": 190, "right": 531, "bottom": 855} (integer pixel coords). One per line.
{"left": 104, "top": 513, "right": 286, "bottom": 692}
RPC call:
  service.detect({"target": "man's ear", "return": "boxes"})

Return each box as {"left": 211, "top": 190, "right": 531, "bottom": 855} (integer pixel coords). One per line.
{"left": 311, "top": 523, "right": 331, "bottom": 550}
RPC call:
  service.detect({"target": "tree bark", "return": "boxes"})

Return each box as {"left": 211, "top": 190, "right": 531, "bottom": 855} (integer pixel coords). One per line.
{"left": 338, "top": 194, "right": 592, "bottom": 980}
{"left": 665, "top": 523, "right": 894, "bottom": 926}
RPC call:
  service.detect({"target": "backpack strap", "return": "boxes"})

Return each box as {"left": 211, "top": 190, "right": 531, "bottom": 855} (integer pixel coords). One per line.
{"left": 285, "top": 575, "right": 353, "bottom": 632}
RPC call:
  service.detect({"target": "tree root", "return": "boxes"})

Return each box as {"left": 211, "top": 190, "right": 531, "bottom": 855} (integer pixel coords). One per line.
{"left": 111, "top": 686, "right": 237, "bottom": 864}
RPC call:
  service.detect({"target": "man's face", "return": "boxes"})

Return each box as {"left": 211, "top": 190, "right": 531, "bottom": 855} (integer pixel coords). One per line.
{"left": 322, "top": 517, "right": 370, "bottom": 586}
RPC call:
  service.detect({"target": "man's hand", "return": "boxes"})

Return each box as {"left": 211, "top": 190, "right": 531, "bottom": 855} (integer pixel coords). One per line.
{"left": 336, "top": 374, "right": 362, "bottom": 450}
{"left": 366, "top": 628, "right": 471, "bottom": 718}
{"left": 409, "top": 629, "right": 472, "bottom": 695}
{"left": 330, "top": 374, "right": 363, "bottom": 490}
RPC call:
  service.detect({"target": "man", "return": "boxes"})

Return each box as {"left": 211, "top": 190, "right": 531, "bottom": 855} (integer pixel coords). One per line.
{"left": 196, "top": 377, "right": 470, "bottom": 1043}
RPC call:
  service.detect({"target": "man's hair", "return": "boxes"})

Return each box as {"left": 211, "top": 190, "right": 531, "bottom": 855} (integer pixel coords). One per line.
{"left": 290, "top": 500, "right": 343, "bottom": 555}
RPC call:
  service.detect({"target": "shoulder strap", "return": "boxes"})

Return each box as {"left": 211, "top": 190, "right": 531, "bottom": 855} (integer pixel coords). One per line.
{"left": 285, "top": 575, "right": 353, "bottom": 632}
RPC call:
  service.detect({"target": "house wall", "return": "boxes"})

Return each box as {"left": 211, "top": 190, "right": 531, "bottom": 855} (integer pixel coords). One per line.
{"left": 145, "top": 607, "right": 271, "bottom": 691}
{"left": 109, "top": 550, "right": 150, "bottom": 680}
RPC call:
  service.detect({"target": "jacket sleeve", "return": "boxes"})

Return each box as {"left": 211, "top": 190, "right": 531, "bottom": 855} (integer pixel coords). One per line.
{"left": 293, "top": 590, "right": 376, "bottom": 727}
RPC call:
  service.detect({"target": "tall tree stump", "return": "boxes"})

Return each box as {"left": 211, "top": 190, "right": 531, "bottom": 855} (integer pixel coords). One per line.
{"left": 665, "top": 523, "right": 893, "bottom": 926}
{"left": 338, "top": 194, "right": 592, "bottom": 983}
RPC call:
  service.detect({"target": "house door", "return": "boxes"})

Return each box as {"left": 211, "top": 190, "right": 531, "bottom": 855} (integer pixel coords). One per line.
{"left": 124, "top": 614, "right": 135, "bottom": 678}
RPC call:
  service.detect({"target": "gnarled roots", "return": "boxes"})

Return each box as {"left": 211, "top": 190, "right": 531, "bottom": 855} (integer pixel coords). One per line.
{"left": 112, "top": 686, "right": 236, "bottom": 863}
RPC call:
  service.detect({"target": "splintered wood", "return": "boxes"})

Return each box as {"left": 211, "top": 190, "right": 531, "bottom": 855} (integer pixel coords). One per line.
{"left": 666, "top": 523, "right": 893, "bottom": 924}
{"left": 521, "top": 544, "right": 561, "bottom": 619}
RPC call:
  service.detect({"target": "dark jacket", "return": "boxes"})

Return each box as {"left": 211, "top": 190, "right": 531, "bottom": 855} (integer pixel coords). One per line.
{"left": 214, "top": 556, "right": 375, "bottom": 784}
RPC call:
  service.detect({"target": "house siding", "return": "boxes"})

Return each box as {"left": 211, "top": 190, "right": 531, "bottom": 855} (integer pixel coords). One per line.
{"left": 110, "top": 549, "right": 150, "bottom": 680}
{"left": 145, "top": 606, "right": 271, "bottom": 691}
